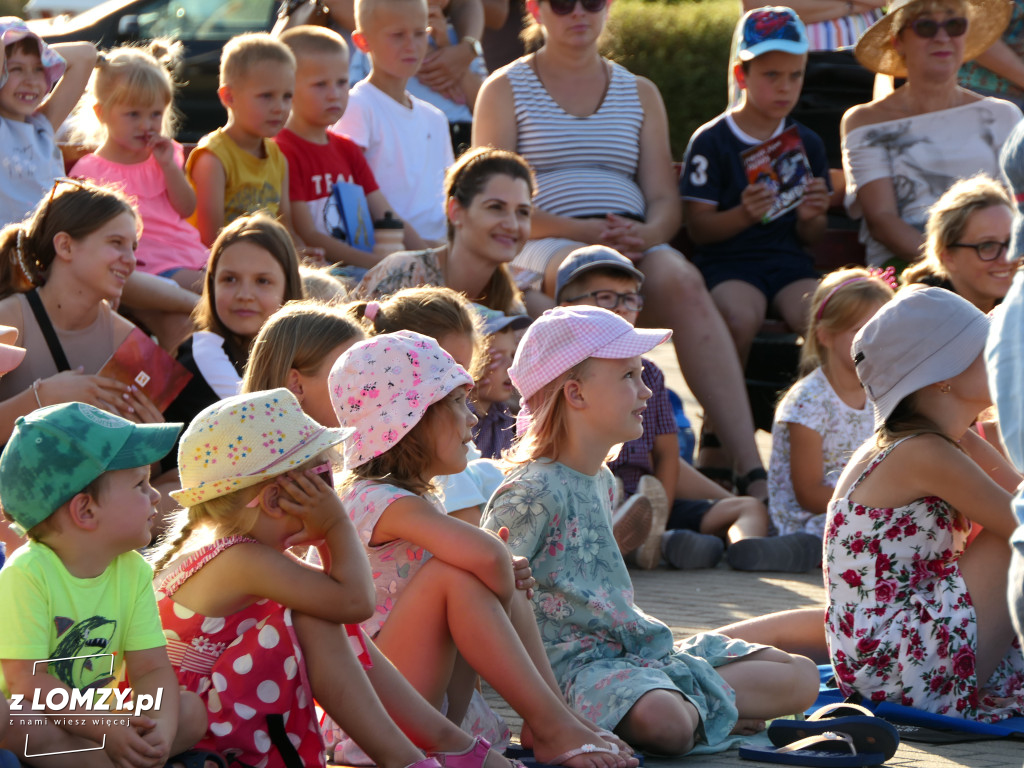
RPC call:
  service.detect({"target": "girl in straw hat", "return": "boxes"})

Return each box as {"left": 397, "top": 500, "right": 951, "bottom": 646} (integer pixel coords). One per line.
{"left": 825, "top": 287, "right": 1024, "bottom": 720}
{"left": 842, "top": 0, "right": 1021, "bottom": 268}
{"left": 152, "top": 388, "right": 518, "bottom": 768}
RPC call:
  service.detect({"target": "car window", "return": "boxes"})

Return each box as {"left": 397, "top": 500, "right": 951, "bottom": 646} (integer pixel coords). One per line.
{"left": 135, "top": 0, "right": 276, "bottom": 40}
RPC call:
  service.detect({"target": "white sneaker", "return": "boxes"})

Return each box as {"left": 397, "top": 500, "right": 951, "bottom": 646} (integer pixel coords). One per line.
{"left": 612, "top": 493, "right": 652, "bottom": 555}
{"left": 633, "top": 475, "right": 670, "bottom": 570}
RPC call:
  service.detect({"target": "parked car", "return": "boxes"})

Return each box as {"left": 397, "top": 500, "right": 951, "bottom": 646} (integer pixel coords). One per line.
{"left": 24, "top": 0, "right": 103, "bottom": 19}
{"left": 28, "top": 0, "right": 280, "bottom": 142}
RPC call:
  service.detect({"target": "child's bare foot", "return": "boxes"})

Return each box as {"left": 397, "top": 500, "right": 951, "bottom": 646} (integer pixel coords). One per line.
{"left": 529, "top": 720, "right": 638, "bottom": 768}
{"left": 730, "top": 718, "right": 766, "bottom": 735}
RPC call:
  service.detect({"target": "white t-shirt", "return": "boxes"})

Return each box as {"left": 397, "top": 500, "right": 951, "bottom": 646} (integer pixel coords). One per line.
{"left": 0, "top": 113, "right": 64, "bottom": 226}
{"left": 330, "top": 81, "right": 453, "bottom": 242}
{"left": 768, "top": 367, "right": 875, "bottom": 537}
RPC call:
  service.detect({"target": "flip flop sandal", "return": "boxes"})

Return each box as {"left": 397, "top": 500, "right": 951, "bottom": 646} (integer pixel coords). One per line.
{"left": 769, "top": 703, "right": 900, "bottom": 761}
{"left": 508, "top": 734, "right": 643, "bottom": 765}
{"left": 164, "top": 749, "right": 228, "bottom": 768}
{"left": 739, "top": 731, "right": 887, "bottom": 766}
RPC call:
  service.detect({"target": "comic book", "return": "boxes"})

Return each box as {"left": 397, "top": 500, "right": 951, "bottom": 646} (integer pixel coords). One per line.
{"left": 98, "top": 328, "right": 192, "bottom": 412}
{"left": 740, "top": 124, "right": 812, "bottom": 223}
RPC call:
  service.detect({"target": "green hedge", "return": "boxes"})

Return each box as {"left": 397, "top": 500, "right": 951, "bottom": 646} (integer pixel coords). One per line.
{"left": 605, "top": 0, "right": 740, "bottom": 159}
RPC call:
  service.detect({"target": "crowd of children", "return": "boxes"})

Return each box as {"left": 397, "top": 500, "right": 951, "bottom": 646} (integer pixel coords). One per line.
{"left": 0, "top": 0, "right": 1023, "bottom": 764}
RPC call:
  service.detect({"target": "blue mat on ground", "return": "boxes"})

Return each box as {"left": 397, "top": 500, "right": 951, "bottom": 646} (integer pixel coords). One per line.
{"left": 812, "top": 664, "right": 1024, "bottom": 739}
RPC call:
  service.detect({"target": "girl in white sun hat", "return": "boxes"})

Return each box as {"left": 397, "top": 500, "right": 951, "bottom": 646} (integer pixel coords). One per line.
{"left": 482, "top": 306, "right": 820, "bottom": 756}
{"left": 152, "top": 388, "right": 506, "bottom": 768}
{"left": 330, "top": 330, "right": 638, "bottom": 768}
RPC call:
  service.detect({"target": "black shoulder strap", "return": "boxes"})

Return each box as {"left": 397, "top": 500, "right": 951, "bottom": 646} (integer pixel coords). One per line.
{"left": 25, "top": 289, "right": 70, "bottom": 372}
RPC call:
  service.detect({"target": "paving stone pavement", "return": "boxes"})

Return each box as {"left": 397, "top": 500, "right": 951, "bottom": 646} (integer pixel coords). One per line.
{"left": 484, "top": 564, "right": 1023, "bottom": 768}
{"left": 482, "top": 343, "right": 1023, "bottom": 768}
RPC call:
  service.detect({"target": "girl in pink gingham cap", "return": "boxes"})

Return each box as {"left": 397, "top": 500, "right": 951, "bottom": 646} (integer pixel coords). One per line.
{"left": 329, "top": 331, "right": 639, "bottom": 768}
{"left": 481, "top": 307, "right": 821, "bottom": 756}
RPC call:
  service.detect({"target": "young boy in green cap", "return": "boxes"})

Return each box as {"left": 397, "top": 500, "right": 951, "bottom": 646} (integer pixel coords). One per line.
{"left": 0, "top": 403, "right": 209, "bottom": 767}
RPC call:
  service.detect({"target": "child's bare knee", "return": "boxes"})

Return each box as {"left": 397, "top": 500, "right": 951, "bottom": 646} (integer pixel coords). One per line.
{"left": 789, "top": 654, "right": 820, "bottom": 710}
{"left": 623, "top": 691, "right": 698, "bottom": 755}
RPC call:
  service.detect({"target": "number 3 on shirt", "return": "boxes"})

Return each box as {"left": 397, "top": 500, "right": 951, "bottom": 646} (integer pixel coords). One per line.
{"left": 689, "top": 155, "right": 708, "bottom": 187}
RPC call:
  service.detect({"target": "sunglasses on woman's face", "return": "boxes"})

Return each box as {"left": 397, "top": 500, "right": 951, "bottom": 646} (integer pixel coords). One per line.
{"left": 544, "top": 0, "right": 607, "bottom": 16}
{"left": 906, "top": 16, "right": 968, "bottom": 38}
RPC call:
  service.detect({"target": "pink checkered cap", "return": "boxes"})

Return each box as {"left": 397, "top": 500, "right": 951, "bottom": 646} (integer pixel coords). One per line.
{"left": 510, "top": 306, "right": 672, "bottom": 403}
{"left": 329, "top": 330, "right": 474, "bottom": 469}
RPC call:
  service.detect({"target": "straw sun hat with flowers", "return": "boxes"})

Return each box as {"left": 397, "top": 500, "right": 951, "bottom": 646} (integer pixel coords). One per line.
{"left": 854, "top": 0, "right": 1012, "bottom": 77}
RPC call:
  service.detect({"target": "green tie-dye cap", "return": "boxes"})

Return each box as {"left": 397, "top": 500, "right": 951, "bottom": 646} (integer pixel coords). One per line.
{"left": 0, "top": 402, "right": 181, "bottom": 532}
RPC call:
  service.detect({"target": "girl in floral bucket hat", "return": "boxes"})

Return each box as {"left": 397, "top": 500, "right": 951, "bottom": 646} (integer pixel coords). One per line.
{"left": 151, "top": 387, "right": 502, "bottom": 768}
{"left": 329, "top": 330, "right": 639, "bottom": 768}
{"left": 481, "top": 306, "right": 820, "bottom": 756}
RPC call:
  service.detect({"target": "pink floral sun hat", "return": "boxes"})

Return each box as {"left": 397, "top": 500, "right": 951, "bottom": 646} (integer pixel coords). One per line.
{"left": 172, "top": 387, "right": 353, "bottom": 507}
{"left": 329, "top": 330, "right": 473, "bottom": 469}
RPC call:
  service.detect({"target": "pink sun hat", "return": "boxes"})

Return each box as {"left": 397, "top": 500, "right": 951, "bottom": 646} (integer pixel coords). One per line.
{"left": 510, "top": 306, "right": 671, "bottom": 432}
{"left": 0, "top": 324, "right": 26, "bottom": 376}
{"left": 0, "top": 18, "right": 67, "bottom": 91}
{"left": 329, "top": 330, "right": 474, "bottom": 469}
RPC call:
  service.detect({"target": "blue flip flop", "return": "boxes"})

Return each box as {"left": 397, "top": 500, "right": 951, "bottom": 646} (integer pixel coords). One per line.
{"left": 769, "top": 703, "right": 900, "bottom": 761}
{"left": 739, "top": 732, "right": 886, "bottom": 766}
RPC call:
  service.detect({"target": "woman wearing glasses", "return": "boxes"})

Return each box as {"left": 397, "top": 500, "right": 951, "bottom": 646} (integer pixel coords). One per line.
{"left": 901, "top": 174, "right": 1018, "bottom": 313}
{"left": 471, "top": 0, "right": 771, "bottom": 503}
{"left": 842, "top": 0, "right": 1020, "bottom": 269}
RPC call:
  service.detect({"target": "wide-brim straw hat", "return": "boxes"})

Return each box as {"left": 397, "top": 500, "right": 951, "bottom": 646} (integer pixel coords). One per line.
{"left": 172, "top": 388, "right": 353, "bottom": 507}
{"left": 855, "top": 0, "right": 1012, "bottom": 77}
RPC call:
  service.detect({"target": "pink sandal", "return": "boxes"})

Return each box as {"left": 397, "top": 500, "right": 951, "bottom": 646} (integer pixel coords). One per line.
{"left": 406, "top": 758, "right": 444, "bottom": 768}
{"left": 431, "top": 737, "right": 526, "bottom": 768}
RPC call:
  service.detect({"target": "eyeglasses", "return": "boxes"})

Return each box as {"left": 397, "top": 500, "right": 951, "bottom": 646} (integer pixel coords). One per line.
{"left": 544, "top": 0, "right": 607, "bottom": 15}
{"left": 906, "top": 16, "right": 968, "bottom": 38}
{"left": 951, "top": 239, "right": 1012, "bottom": 261}
{"left": 563, "top": 289, "right": 644, "bottom": 312}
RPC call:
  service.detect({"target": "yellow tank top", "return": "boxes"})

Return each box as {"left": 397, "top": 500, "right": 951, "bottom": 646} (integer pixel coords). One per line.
{"left": 186, "top": 128, "right": 286, "bottom": 226}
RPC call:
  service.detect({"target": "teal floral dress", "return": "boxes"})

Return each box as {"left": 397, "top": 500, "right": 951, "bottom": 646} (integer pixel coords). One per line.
{"left": 481, "top": 460, "right": 765, "bottom": 753}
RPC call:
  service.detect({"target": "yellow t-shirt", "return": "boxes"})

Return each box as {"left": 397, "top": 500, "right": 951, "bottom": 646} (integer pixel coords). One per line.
{"left": 0, "top": 541, "right": 166, "bottom": 695}
{"left": 186, "top": 127, "right": 286, "bottom": 227}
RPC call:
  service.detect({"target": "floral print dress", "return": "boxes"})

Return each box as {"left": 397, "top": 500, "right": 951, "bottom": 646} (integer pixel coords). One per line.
{"left": 482, "top": 460, "right": 766, "bottom": 753}
{"left": 824, "top": 437, "right": 1024, "bottom": 721}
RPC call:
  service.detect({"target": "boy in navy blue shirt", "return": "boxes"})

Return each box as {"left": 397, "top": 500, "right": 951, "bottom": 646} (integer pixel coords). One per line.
{"left": 680, "top": 6, "right": 828, "bottom": 366}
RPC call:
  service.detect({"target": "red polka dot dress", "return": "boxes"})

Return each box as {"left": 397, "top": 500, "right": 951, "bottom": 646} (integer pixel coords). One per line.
{"left": 157, "top": 536, "right": 327, "bottom": 768}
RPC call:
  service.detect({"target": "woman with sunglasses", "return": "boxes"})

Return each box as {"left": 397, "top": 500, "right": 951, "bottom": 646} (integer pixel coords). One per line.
{"left": 901, "top": 174, "right": 1018, "bottom": 313}
{"left": 842, "top": 0, "right": 1021, "bottom": 269}
{"left": 0, "top": 179, "right": 163, "bottom": 444}
{"left": 471, "top": 0, "right": 772, "bottom": 503}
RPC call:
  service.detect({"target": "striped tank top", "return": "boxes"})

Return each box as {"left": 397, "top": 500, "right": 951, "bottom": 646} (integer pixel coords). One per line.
{"left": 507, "top": 57, "right": 646, "bottom": 219}
{"left": 805, "top": 10, "right": 884, "bottom": 52}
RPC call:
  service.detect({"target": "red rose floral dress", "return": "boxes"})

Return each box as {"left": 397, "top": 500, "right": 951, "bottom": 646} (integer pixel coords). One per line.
{"left": 824, "top": 437, "right": 1024, "bottom": 721}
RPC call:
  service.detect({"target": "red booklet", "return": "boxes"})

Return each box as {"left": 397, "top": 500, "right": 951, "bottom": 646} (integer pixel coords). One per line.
{"left": 740, "top": 125, "right": 812, "bottom": 223}
{"left": 98, "top": 328, "right": 192, "bottom": 413}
